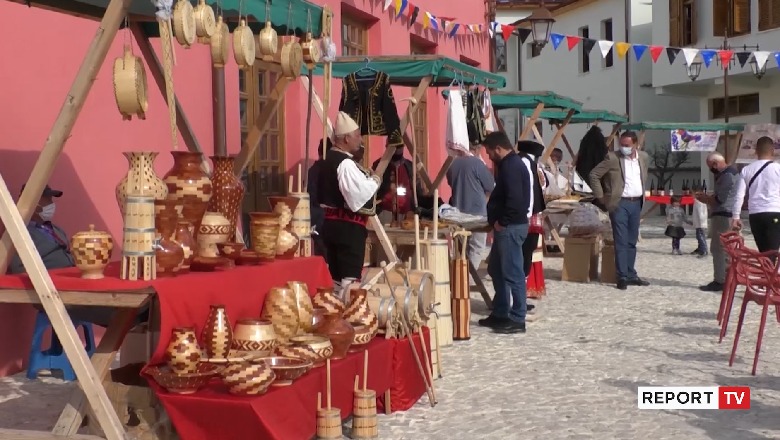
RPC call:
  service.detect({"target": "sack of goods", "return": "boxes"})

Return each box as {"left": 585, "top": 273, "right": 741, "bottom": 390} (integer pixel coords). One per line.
{"left": 568, "top": 203, "right": 604, "bottom": 238}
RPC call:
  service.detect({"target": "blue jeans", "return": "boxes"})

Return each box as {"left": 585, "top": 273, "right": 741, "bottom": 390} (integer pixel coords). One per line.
{"left": 487, "top": 223, "right": 529, "bottom": 323}
{"left": 609, "top": 199, "right": 641, "bottom": 280}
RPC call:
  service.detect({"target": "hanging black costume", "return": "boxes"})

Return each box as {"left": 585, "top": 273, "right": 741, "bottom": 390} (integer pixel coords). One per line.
{"left": 339, "top": 71, "right": 404, "bottom": 147}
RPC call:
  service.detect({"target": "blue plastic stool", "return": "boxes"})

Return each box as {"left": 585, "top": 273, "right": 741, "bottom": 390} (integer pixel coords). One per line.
{"left": 27, "top": 311, "right": 96, "bottom": 381}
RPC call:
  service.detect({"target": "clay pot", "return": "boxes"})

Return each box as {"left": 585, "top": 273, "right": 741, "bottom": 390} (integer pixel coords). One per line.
{"left": 313, "top": 287, "right": 345, "bottom": 315}
{"left": 313, "top": 313, "right": 354, "bottom": 360}
{"left": 343, "top": 289, "right": 379, "bottom": 336}
{"left": 288, "top": 281, "right": 314, "bottom": 334}
{"left": 163, "top": 151, "right": 212, "bottom": 238}
{"left": 201, "top": 305, "right": 233, "bottom": 359}
{"left": 174, "top": 220, "right": 196, "bottom": 273}
{"left": 221, "top": 360, "right": 275, "bottom": 396}
{"left": 166, "top": 327, "right": 201, "bottom": 374}
{"left": 70, "top": 224, "right": 114, "bottom": 280}
{"left": 289, "top": 334, "right": 333, "bottom": 367}
{"left": 232, "top": 319, "right": 277, "bottom": 352}
{"left": 208, "top": 156, "right": 245, "bottom": 242}
{"left": 261, "top": 286, "right": 299, "bottom": 343}
{"left": 311, "top": 307, "right": 327, "bottom": 330}
{"left": 116, "top": 151, "right": 168, "bottom": 217}
{"left": 268, "top": 196, "right": 299, "bottom": 259}
{"left": 154, "top": 199, "right": 181, "bottom": 239}
{"left": 249, "top": 212, "right": 281, "bottom": 261}
{"left": 197, "top": 211, "right": 231, "bottom": 258}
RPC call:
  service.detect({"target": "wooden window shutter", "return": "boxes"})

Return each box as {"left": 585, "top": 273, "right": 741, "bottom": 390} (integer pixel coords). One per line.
{"left": 733, "top": 0, "right": 751, "bottom": 33}
{"left": 713, "top": 0, "right": 727, "bottom": 36}
{"left": 670, "top": 0, "right": 682, "bottom": 46}
{"left": 774, "top": 0, "right": 780, "bottom": 28}
{"left": 690, "top": 0, "right": 698, "bottom": 44}
{"left": 759, "top": 0, "right": 780, "bottom": 30}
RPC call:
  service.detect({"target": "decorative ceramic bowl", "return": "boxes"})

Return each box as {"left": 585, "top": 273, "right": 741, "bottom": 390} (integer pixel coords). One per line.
{"left": 259, "top": 356, "right": 312, "bottom": 386}
{"left": 221, "top": 360, "right": 276, "bottom": 396}
{"left": 272, "top": 344, "right": 319, "bottom": 364}
{"left": 217, "top": 242, "right": 245, "bottom": 261}
{"left": 147, "top": 363, "right": 221, "bottom": 394}
{"left": 201, "top": 349, "right": 253, "bottom": 365}
{"left": 232, "top": 318, "right": 277, "bottom": 352}
{"left": 288, "top": 334, "right": 333, "bottom": 367}
{"left": 350, "top": 325, "right": 374, "bottom": 352}
{"left": 237, "top": 250, "right": 263, "bottom": 265}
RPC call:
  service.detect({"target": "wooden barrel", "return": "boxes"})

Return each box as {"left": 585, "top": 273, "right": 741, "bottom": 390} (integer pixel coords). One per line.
{"left": 289, "top": 191, "right": 311, "bottom": 238}
{"left": 366, "top": 294, "right": 398, "bottom": 337}
{"left": 121, "top": 195, "right": 156, "bottom": 281}
{"left": 352, "top": 390, "right": 378, "bottom": 439}
{"left": 452, "top": 298, "right": 471, "bottom": 341}
{"left": 428, "top": 239, "right": 452, "bottom": 346}
{"left": 316, "top": 408, "right": 342, "bottom": 439}
{"left": 363, "top": 267, "right": 434, "bottom": 319}
{"left": 374, "top": 284, "right": 419, "bottom": 329}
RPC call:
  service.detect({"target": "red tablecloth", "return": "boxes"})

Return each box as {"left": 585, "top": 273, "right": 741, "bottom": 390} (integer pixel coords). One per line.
{"left": 646, "top": 195, "right": 695, "bottom": 205}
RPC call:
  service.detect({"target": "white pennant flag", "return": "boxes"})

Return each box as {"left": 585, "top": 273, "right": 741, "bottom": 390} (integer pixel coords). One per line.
{"left": 682, "top": 48, "right": 699, "bottom": 66}
{"left": 383, "top": 0, "right": 392, "bottom": 10}
{"left": 753, "top": 51, "right": 771, "bottom": 70}
{"left": 598, "top": 41, "right": 614, "bottom": 59}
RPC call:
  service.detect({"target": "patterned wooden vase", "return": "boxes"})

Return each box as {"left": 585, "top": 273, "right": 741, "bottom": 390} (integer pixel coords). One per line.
{"left": 166, "top": 327, "right": 201, "bottom": 374}
{"left": 71, "top": 224, "right": 114, "bottom": 280}
{"left": 232, "top": 318, "right": 277, "bottom": 352}
{"left": 116, "top": 151, "right": 168, "bottom": 217}
{"left": 201, "top": 305, "right": 233, "bottom": 359}
{"left": 261, "top": 286, "right": 299, "bottom": 343}
{"left": 174, "top": 220, "right": 196, "bottom": 273}
{"left": 272, "top": 344, "right": 318, "bottom": 364}
{"left": 313, "top": 313, "right": 355, "bottom": 360}
{"left": 288, "top": 281, "right": 314, "bottom": 334}
{"left": 249, "top": 212, "right": 281, "bottom": 261}
{"left": 311, "top": 307, "right": 327, "bottom": 330}
{"left": 268, "top": 196, "right": 299, "bottom": 259}
{"left": 163, "top": 151, "right": 212, "bottom": 238}
{"left": 197, "top": 211, "right": 231, "bottom": 258}
{"left": 154, "top": 200, "right": 185, "bottom": 277}
{"left": 313, "top": 287, "right": 345, "bottom": 315}
{"left": 208, "top": 156, "right": 245, "bottom": 241}
{"left": 221, "top": 360, "right": 276, "bottom": 396}
{"left": 343, "top": 289, "right": 379, "bottom": 336}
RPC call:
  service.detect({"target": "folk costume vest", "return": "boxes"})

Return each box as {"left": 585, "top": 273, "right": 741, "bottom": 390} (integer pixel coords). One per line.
{"left": 339, "top": 71, "right": 404, "bottom": 148}
{"left": 319, "top": 150, "right": 377, "bottom": 218}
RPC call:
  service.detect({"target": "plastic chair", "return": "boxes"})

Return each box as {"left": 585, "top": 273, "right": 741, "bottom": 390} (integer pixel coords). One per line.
{"left": 27, "top": 311, "right": 96, "bottom": 381}
{"left": 717, "top": 232, "right": 744, "bottom": 325}
{"left": 729, "top": 251, "right": 780, "bottom": 375}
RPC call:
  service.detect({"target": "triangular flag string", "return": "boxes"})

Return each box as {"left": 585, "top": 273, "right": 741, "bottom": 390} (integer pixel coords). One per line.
{"left": 775, "top": 52, "right": 780, "bottom": 68}
{"left": 566, "top": 35, "right": 581, "bottom": 51}
{"left": 666, "top": 47, "right": 681, "bottom": 64}
{"left": 649, "top": 46, "right": 664, "bottom": 63}
{"left": 598, "top": 40, "right": 614, "bottom": 59}
{"left": 718, "top": 50, "right": 733, "bottom": 69}
{"left": 700, "top": 49, "right": 717, "bottom": 68}
{"left": 682, "top": 48, "right": 699, "bottom": 66}
{"left": 632, "top": 44, "right": 647, "bottom": 61}
{"left": 550, "top": 33, "right": 564, "bottom": 50}
{"left": 615, "top": 42, "right": 631, "bottom": 58}
{"left": 517, "top": 28, "right": 531, "bottom": 44}
{"left": 753, "top": 51, "right": 770, "bottom": 70}
{"left": 582, "top": 38, "right": 596, "bottom": 55}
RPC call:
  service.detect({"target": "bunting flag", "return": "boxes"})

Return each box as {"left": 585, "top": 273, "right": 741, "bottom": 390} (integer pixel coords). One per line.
{"left": 429, "top": 13, "right": 439, "bottom": 31}
{"left": 775, "top": 52, "right": 780, "bottom": 68}
{"left": 449, "top": 23, "right": 460, "bottom": 37}
{"left": 682, "top": 48, "right": 699, "bottom": 66}
{"left": 718, "top": 50, "right": 733, "bottom": 69}
{"left": 384, "top": 0, "right": 393, "bottom": 11}
{"left": 422, "top": 11, "right": 431, "bottom": 30}
{"left": 582, "top": 38, "right": 596, "bottom": 55}
{"left": 632, "top": 44, "right": 647, "bottom": 61}
{"left": 566, "top": 35, "right": 580, "bottom": 51}
{"left": 409, "top": 7, "right": 420, "bottom": 26}
{"left": 615, "top": 42, "right": 631, "bottom": 58}
{"left": 598, "top": 40, "right": 614, "bottom": 58}
{"left": 666, "top": 47, "right": 681, "bottom": 64}
{"left": 501, "top": 24, "right": 514, "bottom": 41}
{"left": 649, "top": 46, "right": 664, "bottom": 63}
{"left": 754, "top": 51, "right": 771, "bottom": 70}
{"left": 550, "top": 33, "right": 565, "bottom": 50}
{"left": 517, "top": 28, "right": 531, "bottom": 44}
{"left": 394, "top": 0, "right": 405, "bottom": 18}
{"left": 700, "top": 49, "right": 717, "bottom": 68}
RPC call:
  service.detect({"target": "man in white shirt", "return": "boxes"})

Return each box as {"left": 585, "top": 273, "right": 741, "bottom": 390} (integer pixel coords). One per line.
{"left": 318, "top": 112, "right": 381, "bottom": 286}
{"left": 731, "top": 136, "right": 780, "bottom": 252}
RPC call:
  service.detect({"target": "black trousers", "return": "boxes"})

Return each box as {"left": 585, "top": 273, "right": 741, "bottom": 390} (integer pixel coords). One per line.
{"left": 522, "top": 233, "right": 539, "bottom": 276}
{"left": 749, "top": 212, "right": 780, "bottom": 253}
{"left": 321, "top": 219, "right": 368, "bottom": 282}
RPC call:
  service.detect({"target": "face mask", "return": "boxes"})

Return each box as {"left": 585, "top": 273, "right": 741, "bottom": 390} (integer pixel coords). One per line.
{"left": 620, "top": 147, "right": 633, "bottom": 156}
{"left": 39, "top": 203, "right": 56, "bottom": 222}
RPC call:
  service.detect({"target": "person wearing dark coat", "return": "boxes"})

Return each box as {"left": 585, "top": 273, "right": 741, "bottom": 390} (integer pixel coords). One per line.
{"left": 307, "top": 138, "right": 334, "bottom": 258}
{"left": 516, "top": 141, "right": 547, "bottom": 276}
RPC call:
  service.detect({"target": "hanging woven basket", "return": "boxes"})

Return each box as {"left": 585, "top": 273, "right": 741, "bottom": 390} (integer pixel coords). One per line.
{"left": 301, "top": 32, "right": 320, "bottom": 67}
{"left": 233, "top": 19, "right": 256, "bottom": 68}
{"left": 210, "top": 16, "right": 230, "bottom": 67}
{"left": 194, "top": 0, "right": 216, "bottom": 43}
{"left": 173, "top": 0, "right": 197, "bottom": 48}
{"left": 280, "top": 37, "right": 303, "bottom": 78}
{"left": 112, "top": 45, "right": 148, "bottom": 121}
{"left": 258, "top": 21, "right": 278, "bottom": 60}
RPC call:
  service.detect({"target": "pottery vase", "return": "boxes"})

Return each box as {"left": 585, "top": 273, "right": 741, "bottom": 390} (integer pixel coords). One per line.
{"left": 70, "top": 224, "right": 114, "bottom": 279}
{"left": 197, "top": 211, "right": 231, "bottom": 258}
{"left": 116, "top": 152, "right": 168, "bottom": 217}
{"left": 268, "top": 196, "right": 299, "bottom": 259}
{"left": 153, "top": 200, "right": 185, "bottom": 277}
{"left": 208, "top": 156, "right": 245, "bottom": 241}
{"left": 163, "top": 151, "right": 212, "bottom": 238}
{"left": 313, "top": 313, "right": 355, "bottom": 360}
{"left": 174, "top": 220, "right": 196, "bottom": 273}
{"left": 249, "top": 212, "right": 281, "bottom": 262}
{"left": 261, "top": 286, "right": 299, "bottom": 343}
{"left": 288, "top": 281, "right": 314, "bottom": 334}
{"left": 311, "top": 307, "right": 327, "bottom": 330}
{"left": 312, "top": 287, "right": 345, "bottom": 315}
{"left": 232, "top": 318, "right": 277, "bottom": 352}
{"left": 343, "top": 288, "right": 379, "bottom": 336}
{"left": 201, "top": 305, "right": 233, "bottom": 359}
{"left": 166, "top": 327, "right": 201, "bottom": 374}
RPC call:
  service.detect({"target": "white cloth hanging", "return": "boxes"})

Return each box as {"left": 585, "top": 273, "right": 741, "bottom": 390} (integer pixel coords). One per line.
{"left": 482, "top": 89, "right": 498, "bottom": 133}
{"left": 446, "top": 89, "right": 471, "bottom": 157}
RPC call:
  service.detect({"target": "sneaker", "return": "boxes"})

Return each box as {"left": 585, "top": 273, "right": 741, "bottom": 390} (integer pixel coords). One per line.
{"left": 478, "top": 315, "right": 510, "bottom": 328}
{"left": 493, "top": 320, "right": 526, "bottom": 334}
{"left": 699, "top": 281, "right": 723, "bottom": 292}
{"left": 627, "top": 277, "right": 650, "bottom": 286}
{"left": 690, "top": 249, "right": 702, "bottom": 255}
{"left": 697, "top": 251, "right": 709, "bottom": 258}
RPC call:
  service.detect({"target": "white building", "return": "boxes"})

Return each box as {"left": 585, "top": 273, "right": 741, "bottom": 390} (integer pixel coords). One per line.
{"left": 494, "top": 0, "right": 700, "bottom": 190}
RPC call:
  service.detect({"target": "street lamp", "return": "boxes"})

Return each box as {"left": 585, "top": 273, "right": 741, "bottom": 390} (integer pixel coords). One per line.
{"left": 749, "top": 55, "right": 767, "bottom": 80}
{"left": 524, "top": 4, "right": 555, "bottom": 47}
{"left": 686, "top": 57, "right": 702, "bottom": 81}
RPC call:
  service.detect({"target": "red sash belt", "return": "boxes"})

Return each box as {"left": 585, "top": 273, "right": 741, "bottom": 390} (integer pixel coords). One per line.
{"left": 324, "top": 207, "right": 368, "bottom": 227}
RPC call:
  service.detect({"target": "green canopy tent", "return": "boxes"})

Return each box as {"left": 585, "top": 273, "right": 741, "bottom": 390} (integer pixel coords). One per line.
{"left": 621, "top": 121, "right": 746, "bottom": 164}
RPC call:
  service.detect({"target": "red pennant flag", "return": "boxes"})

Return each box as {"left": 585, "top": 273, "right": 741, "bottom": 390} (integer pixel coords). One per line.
{"left": 649, "top": 46, "right": 664, "bottom": 63}
{"left": 407, "top": 2, "right": 414, "bottom": 18}
{"left": 501, "top": 24, "right": 514, "bottom": 41}
{"left": 566, "top": 35, "right": 581, "bottom": 51}
{"left": 719, "top": 50, "right": 734, "bottom": 69}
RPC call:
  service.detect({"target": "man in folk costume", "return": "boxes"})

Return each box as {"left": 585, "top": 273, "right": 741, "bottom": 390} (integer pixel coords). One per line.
{"left": 517, "top": 141, "right": 548, "bottom": 308}
{"left": 319, "top": 112, "right": 381, "bottom": 288}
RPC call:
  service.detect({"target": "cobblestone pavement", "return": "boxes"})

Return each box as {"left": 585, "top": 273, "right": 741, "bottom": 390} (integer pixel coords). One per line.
{"left": 2, "top": 221, "right": 780, "bottom": 439}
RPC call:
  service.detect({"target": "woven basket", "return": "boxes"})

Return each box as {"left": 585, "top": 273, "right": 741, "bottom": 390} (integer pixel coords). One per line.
{"left": 233, "top": 20, "right": 256, "bottom": 68}
{"left": 193, "top": 0, "right": 216, "bottom": 43}
{"left": 280, "top": 38, "right": 302, "bottom": 79}
{"left": 112, "top": 45, "right": 148, "bottom": 121}
{"left": 210, "top": 16, "right": 229, "bottom": 67}
{"left": 258, "top": 21, "right": 278, "bottom": 60}
{"left": 173, "top": 0, "right": 196, "bottom": 48}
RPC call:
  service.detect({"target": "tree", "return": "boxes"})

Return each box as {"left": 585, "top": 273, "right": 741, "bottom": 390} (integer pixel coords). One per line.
{"left": 648, "top": 143, "right": 690, "bottom": 189}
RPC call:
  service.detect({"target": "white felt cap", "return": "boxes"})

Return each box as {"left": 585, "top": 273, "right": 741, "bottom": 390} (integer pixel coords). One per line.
{"left": 335, "top": 111, "right": 360, "bottom": 136}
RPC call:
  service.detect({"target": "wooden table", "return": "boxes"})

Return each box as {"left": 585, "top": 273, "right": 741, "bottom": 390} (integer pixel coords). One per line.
{"left": 543, "top": 200, "right": 580, "bottom": 255}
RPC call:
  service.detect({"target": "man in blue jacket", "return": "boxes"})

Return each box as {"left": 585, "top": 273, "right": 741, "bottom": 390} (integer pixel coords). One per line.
{"left": 479, "top": 132, "right": 532, "bottom": 334}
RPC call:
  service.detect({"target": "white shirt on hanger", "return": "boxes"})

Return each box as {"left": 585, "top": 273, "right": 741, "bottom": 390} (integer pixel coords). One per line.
{"left": 731, "top": 159, "right": 780, "bottom": 218}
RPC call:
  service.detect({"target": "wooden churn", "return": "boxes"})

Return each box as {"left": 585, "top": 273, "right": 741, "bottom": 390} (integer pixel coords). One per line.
{"left": 352, "top": 390, "right": 378, "bottom": 439}
{"left": 451, "top": 231, "right": 471, "bottom": 340}
{"left": 316, "top": 409, "right": 342, "bottom": 439}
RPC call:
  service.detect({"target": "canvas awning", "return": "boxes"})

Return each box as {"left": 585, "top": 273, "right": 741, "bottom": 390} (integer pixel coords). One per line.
{"left": 490, "top": 91, "right": 583, "bottom": 111}
{"left": 311, "top": 55, "right": 507, "bottom": 88}
{"left": 622, "top": 121, "right": 746, "bottom": 131}
{"left": 520, "top": 108, "right": 627, "bottom": 124}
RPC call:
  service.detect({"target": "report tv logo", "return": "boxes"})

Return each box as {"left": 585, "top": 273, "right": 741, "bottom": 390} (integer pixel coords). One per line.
{"left": 638, "top": 387, "right": 750, "bottom": 410}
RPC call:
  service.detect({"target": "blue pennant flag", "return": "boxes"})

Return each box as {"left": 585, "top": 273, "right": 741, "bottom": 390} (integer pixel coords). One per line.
{"left": 701, "top": 50, "right": 717, "bottom": 68}
{"left": 396, "top": 0, "right": 408, "bottom": 18}
{"left": 449, "top": 23, "right": 460, "bottom": 37}
{"left": 632, "top": 44, "right": 647, "bottom": 61}
{"left": 550, "top": 33, "right": 564, "bottom": 50}
{"left": 775, "top": 52, "right": 780, "bottom": 68}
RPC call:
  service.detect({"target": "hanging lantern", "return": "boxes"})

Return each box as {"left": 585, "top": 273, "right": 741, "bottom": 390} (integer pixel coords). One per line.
{"left": 749, "top": 56, "right": 766, "bottom": 80}
{"left": 686, "top": 59, "right": 702, "bottom": 81}
{"left": 524, "top": 5, "right": 555, "bottom": 47}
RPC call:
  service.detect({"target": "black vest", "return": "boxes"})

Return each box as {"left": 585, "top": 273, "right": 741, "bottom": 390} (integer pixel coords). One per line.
{"left": 318, "top": 149, "right": 374, "bottom": 212}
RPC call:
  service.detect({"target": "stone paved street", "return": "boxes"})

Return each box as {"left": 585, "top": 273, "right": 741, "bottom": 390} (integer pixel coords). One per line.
{"left": 2, "top": 220, "right": 780, "bottom": 439}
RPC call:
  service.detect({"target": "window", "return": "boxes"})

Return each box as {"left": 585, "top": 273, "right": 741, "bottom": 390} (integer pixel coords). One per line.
{"left": 495, "top": 36, "right": 507, "bottom": 72}
{"left": 759, "top": 0, "right": 780, "bottom": 31}
{"left": 713, "top": 0, "right": 750, "bottom": 36}
{"left": 601, "top": 19, "right": 613, "bottom": 68}
{"left": 710, "top": 93, "right": 760, "bottom": 119}
{"left": 579, "top": 26, "right": 590, "bottom": 73}
{"left": 239, "top": 67, "right": 286, "bottom": 212}
{"left": 669, "top": 0, "right": 697, "bottom": 46}
{"left": 528, "top": 42, "right": 542, "bottom": 58}
{"left": 342, "top": 14, "right": 369, "bottom": 56}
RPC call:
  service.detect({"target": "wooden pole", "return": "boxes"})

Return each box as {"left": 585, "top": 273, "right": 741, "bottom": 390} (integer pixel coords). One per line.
{"left": 728, "top": 132, "right": 743, "bottom": 165}
{"left": 212, "top": 67, "right": 227, "bottom": 156}
{"left": 606, "top": 123, "right": 622, "bottom": 150}
{"left": 556, "top": 123, "right": 576, "bottom": 158}
{"left": 518, "top": 103, "right": 544, "bottom": 140}
{"left": 0, "top": 0, "right": 134, "bottom": 274}
{"left": 540, "top": 109, "right": 575, "bottom": 164}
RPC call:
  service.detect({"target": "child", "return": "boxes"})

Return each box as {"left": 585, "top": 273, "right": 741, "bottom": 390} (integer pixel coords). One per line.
{"left": 691, "top": 198, "right": 709, "bottom": 257}
{"left": 665, "top": 195, "right": 693, "bottom": 255}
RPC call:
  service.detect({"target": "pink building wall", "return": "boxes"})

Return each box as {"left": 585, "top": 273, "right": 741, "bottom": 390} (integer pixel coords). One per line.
{"left": 0, "top": 0, "right": 489, "bottom": 376}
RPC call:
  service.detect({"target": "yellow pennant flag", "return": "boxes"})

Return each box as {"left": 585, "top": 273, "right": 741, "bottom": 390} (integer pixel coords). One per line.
{"left": 422, "top": 11, "right": 430, "bottom": 29}
{"left": 616, "top": 42, "right": 631, "bottom": 58}
{"left": 394, "top": 0, "right": 402, "bottom": 13}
